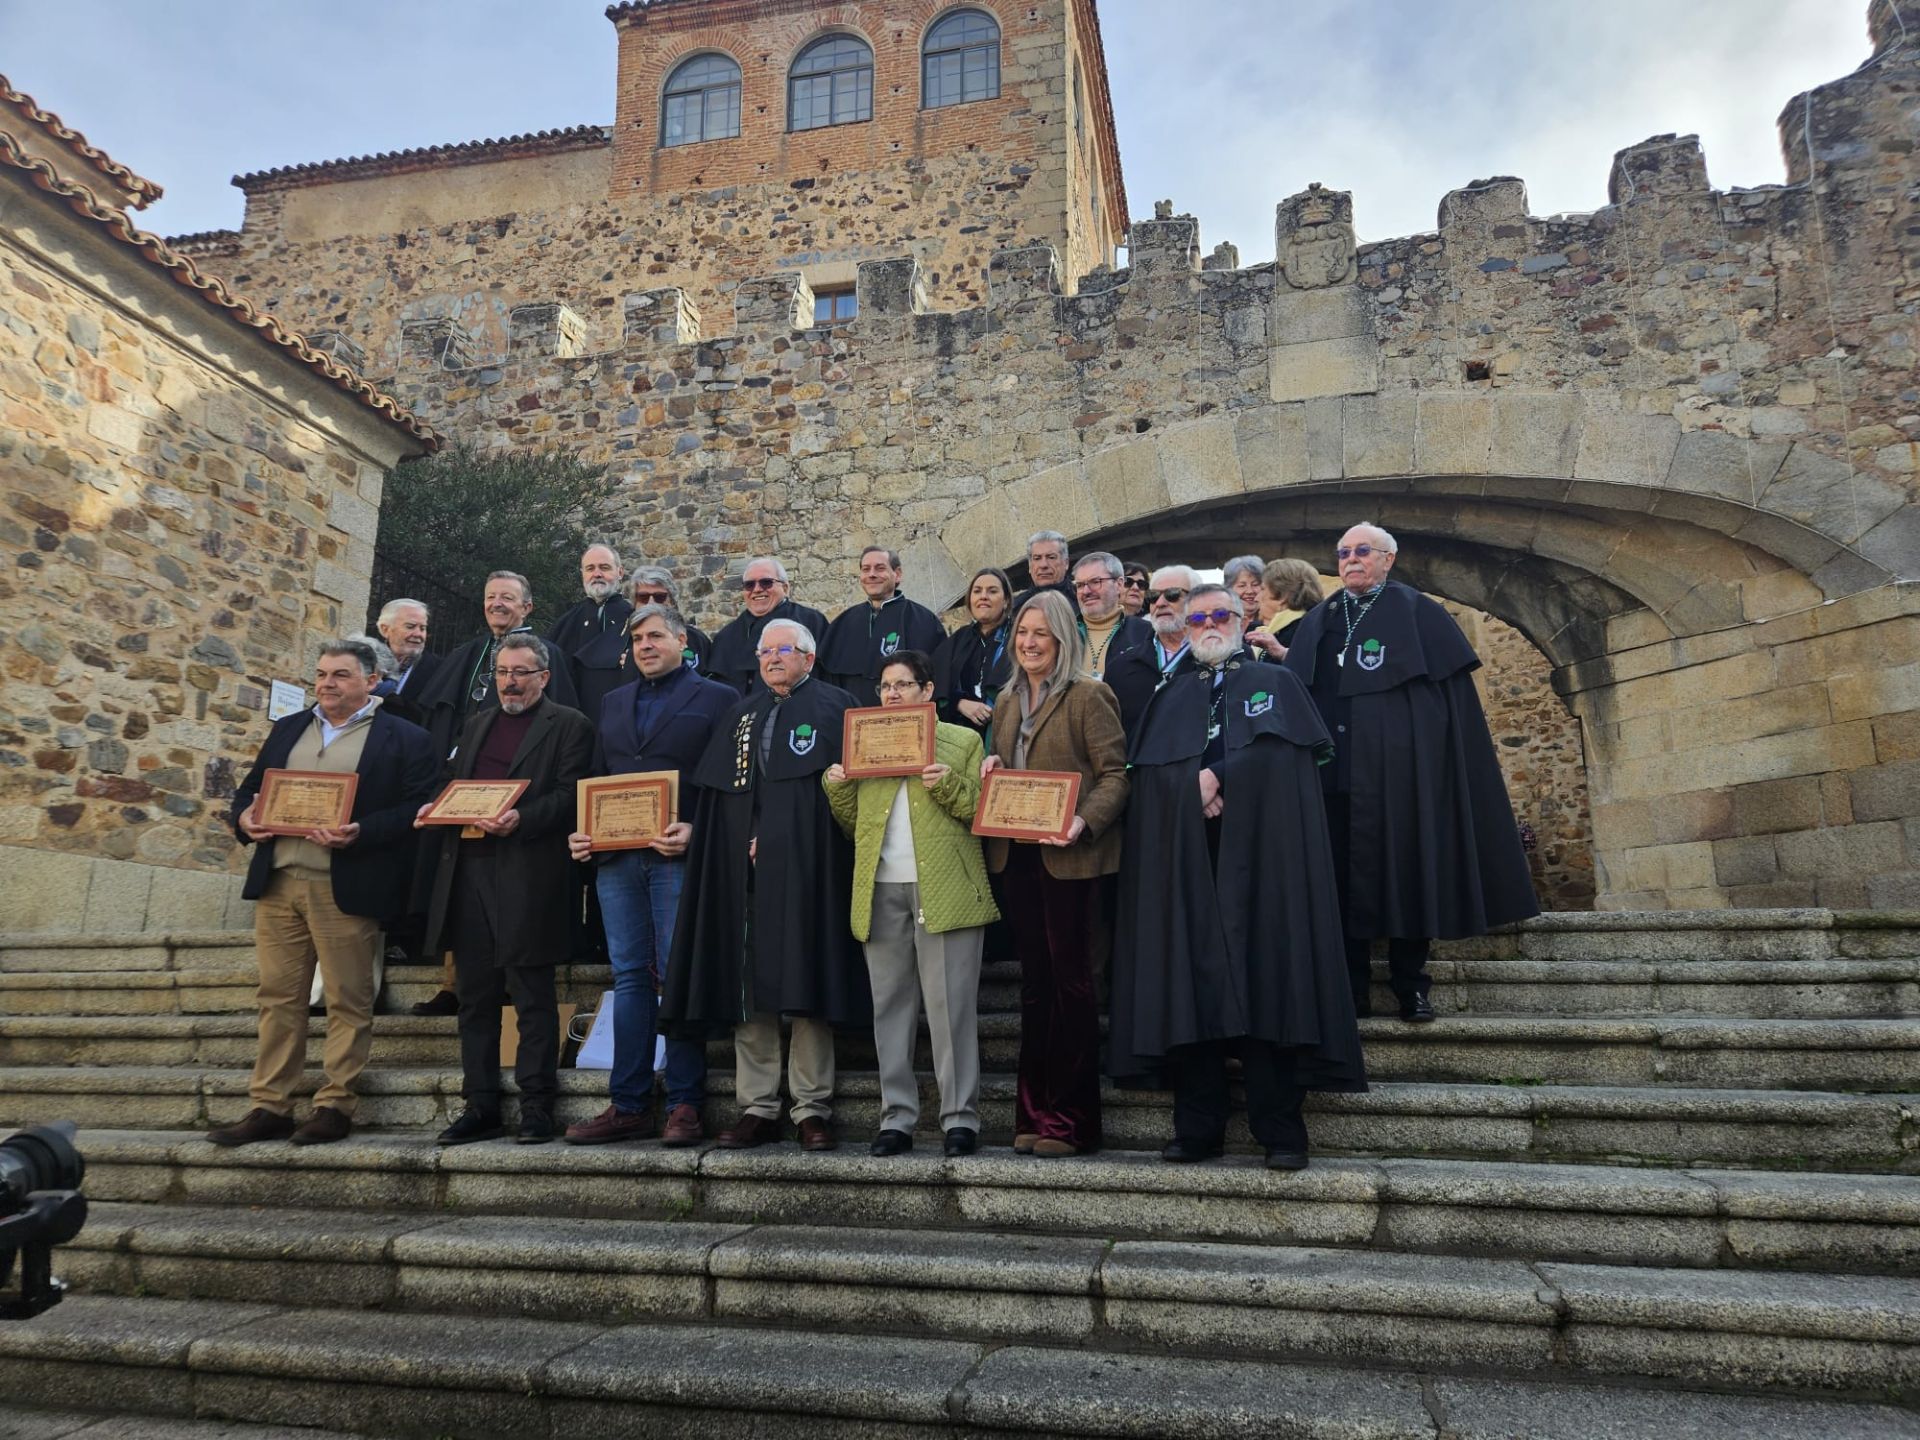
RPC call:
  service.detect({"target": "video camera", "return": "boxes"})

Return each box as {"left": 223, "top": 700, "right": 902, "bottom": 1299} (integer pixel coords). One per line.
{"left": 0, "top": 1121, "right": 88, "bottom": 1320}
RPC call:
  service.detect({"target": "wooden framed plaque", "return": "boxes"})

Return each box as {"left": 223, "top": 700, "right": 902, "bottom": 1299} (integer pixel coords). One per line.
{"left": 972, "top": 768, "right": 1082, "bottom": 843}
{"left": 256, "top": 769, "right": 358, "bottom": 838}
{"left": 577, "top": 770, "right": 678, "bottom": 852}
{"left": 841, "top": 702, "right": 937, "bottom": 779}
{"left": 420, "top": 779, "right": 530, "bottom": 827}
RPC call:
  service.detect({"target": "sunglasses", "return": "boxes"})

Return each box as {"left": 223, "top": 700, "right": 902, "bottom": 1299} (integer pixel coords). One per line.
{"left": 1184, "top": 609, "right": 1237, "bottom": 629}
{"left": 1145, "top": 587, "right": 1189, "bottom": 605}
{"left": 1335, "top": 544, "right": 1381, "bottom": 561}
{"left": 755, "top": 644, "right": 801, "bottom": 658}
{"left": 633, "top": 590, "right": 673, "bottom": 605}
{"left": 742, "top": 577, "right": 782, "bottom": 592}
{"left": 1121, "top": 577, "right": 1148, "bottom": 589}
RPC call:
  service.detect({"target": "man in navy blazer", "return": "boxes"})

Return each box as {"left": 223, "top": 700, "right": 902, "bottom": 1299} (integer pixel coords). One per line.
{"left": 564, "top": 604, "right": 736, "bottom": 1146}
{"left": 210, "top": 639, "right": 439, "bottom": 1148}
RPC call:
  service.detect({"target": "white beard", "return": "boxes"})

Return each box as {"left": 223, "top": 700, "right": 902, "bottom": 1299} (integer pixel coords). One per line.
{"left": 584, "top": 579, "right": 619, "bottom": 602}
{"left": 1191, "top": 631, "right": 1237, "bottom": 665}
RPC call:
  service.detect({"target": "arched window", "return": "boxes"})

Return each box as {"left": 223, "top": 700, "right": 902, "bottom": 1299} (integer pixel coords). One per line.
{"left": 789, "top": 35, "right": 874, "bottom": 131}
{"left": 923, "top": 10, "right": 1000, "bottom": 109}
{"left": 662, "top": 53, "right": 741, "bottom": 147}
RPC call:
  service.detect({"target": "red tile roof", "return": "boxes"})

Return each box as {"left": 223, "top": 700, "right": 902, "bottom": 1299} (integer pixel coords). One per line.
{"left": 0, "top": 131, "right": 438, "bottom": 449}
{"left": 233, "top": 124, "right": 610, "bottom": 190}
{"left": 0, "top": 74, "right": 163, "bottom": 209}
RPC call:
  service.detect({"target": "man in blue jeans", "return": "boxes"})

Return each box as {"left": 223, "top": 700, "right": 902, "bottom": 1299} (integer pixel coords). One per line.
{"left": 565, "top": 604, "right": 736, "bottom": 1145}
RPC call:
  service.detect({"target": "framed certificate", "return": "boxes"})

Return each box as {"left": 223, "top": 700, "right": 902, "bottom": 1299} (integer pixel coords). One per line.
{"left": 256, "top": 769, "right": 358, "bottom": 837}
{"left": 420, "top": 779, "right": 530, "bottom": 826}
{"left": 972, "top": 768, "right": 1082, "bottom": 843}
{"left": 842, "top": 702, "right": 937, "bottom": 779}
{"left": 578, "top": 770, "right": 678, "bottom": 852}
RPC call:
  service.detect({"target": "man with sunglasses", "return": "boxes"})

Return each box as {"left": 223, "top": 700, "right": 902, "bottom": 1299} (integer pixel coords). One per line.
{"left": 1111, "top": 586, "right": 1364, "bottom": 1171}
{"left": 1105, "top": 563, "right": 1198, "bottom": 734}
{"left": 1283, "top": 524, "right": 1539, "bottom": 1022}
{"left": 705, "top": 556, "right": 829, "bottom": 694}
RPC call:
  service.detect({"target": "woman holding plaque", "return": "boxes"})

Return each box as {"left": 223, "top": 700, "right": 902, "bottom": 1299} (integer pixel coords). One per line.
{"left": 931, "top": 567, "right": 1014, "bottom": 735}
{"left": 824, "top": 650, "right": 999, "bottom": 1158}
{"left": 981, "top": 590, "right": 1129, "bottom": 1157}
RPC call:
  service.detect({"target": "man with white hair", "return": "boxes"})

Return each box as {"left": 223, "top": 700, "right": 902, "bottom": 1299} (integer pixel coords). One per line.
{"left": 1105, "top": 563, "right": 1198, "bottom": 733}
{"left": 547, "top": 543, "right": 634, "bottom": 722}
{"left": 705, "top": 556, "right": 830, "bottom": 693}
{"left": 1111, "top": 585, "right": 1364, "bottom": 1171}
{"left": 660, "top": 618, "right": 867, "bottom": 1151}
{"left": 1012, "top": 530, "right": 1078, "bottom": 614}
{"left": 375, "top": 598, "right": 440, "bottom": 702}
{"left": 1283, "top": 524, "right": 1539, "bottom": 1022}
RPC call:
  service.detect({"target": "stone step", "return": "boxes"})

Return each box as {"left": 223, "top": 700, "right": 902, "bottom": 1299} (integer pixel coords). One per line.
{"left": 3, "top": 1294, "right": 1918, "bottom": 1435}
{"left": 61, "top": 1132, "right": 1920, "bottom": 1274}
{"left": 3, "top": 1408, "right": 369, "bottom": 1440}
{"left": 4, "top": 1011, "right": 1915, "bottom": 1091}
{"left": 7, "top": 1069, "right": 1915, "bottom": 1169}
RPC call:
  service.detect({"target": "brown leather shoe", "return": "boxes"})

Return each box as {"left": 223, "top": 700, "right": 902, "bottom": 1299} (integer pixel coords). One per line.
{"left": 207, "top": 1108, "right": 296, "bottom": 1147}
{"left": 798, "top": 1116, "right": 837, "bottom": 1152}
{"left": 660, "top": 1103, "right": 704, "bottom": 1148}
{"left": 564, "top": 1104, "right": 656, "bottom": 1145}
{"left": 1032, "top": 1137, "right": 1081, "bottom": 1158}
{"left": 714, "top": 1112, "right": 781, "bottom": 1149}
{"left": 290, "top": 1106, "right": 351, "bottom": 1146}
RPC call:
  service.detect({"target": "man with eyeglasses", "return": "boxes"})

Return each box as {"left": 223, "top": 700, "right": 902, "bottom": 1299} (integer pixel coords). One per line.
{"left": 546, "top": 544, "right": 635, "bottom": 723}
{"left": 704, "top": 556, "right": 829, "bottom": 694}
{"left": 1071, "top": 552, "right": 1154, "bottom": 685}
{"left": 417, "top": 633, "right": 597, "bottom": 1145}
{"left": 620, "top": 567, "right": 713, "bottom": 677}
{"left": 1283, "top": 524, "right": 1539, "bottom": 1023}
{"left": 662, "top": 620, "right": 866, "bottom": 1151}
{"left": 1105, "top": 563, "right": 1198, "bottom": 734}
{"left": 820, "top": 546, "right": 946, "bottom": 706}
{"left": 1110, "top": 586, "right": 1364, "bottom": 1172}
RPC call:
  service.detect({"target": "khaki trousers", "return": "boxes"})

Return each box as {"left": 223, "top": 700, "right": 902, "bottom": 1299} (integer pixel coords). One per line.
{"left": 733, "top": 1012, "right": 835, "bottom": 1122}
{"left": 250, "top": 872, "right": 380, "bottom": 1116}
{"left": 865, "top": 881, "right": 983, "bottom": 1132}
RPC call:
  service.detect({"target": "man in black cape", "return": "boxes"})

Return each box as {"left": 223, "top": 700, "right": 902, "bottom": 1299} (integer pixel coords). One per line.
{"left": 704, "top": 555, "right": 829, "bottom": 694}
{"left": 1110, "top": 584, "right": 1366, "bottom": 1171}
{"left": 818, "top": 546, "right": 946, "bottom": 706}
{"left": 1284, "top": 523, "right": 1540, "bottom": 1022}
{"left": 545, "top": 543, "right": 634, "bottom": 723}
{"left": 659, "top": 618, "right": 867, "bottom": 1151}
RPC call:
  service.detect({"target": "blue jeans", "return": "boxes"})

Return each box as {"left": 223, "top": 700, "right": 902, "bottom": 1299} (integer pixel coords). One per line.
{"left": 595, "top": 849, "right": 704, "bottom": 1113}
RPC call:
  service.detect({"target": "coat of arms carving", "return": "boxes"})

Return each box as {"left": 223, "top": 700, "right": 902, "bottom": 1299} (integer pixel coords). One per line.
{"left": 1277, "top": 183, "right": 1358, "bottom": 290}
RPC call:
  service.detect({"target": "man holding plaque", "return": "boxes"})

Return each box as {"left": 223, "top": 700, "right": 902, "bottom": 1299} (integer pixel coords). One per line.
{"left": 819, "top": 546, "right": 946, "bottom": 707}
{"left": 563, "top": 605, "right": 735, "bottom": 1147}
{"left": 660, "top": 620, "right": 866, "bottom": 1151}
{"left": 419, "top": 634, "right": 597, "bottom": 1145}
{"left": 1109, "top": 586, "right": 1366, "bottom": 1172}
{"left": 211, "top": 640, "right": 439, "bottom": 1148}
{"left": 705, "top": 556, "right": 829, "bottom": 694}
{"left": 1284, "top": 525, "right": 1539, "bottom": 1022}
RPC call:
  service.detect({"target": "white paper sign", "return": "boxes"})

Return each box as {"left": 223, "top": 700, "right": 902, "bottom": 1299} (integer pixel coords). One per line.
{"left": 268, "top": 680, "right": 305, "bottom": 721}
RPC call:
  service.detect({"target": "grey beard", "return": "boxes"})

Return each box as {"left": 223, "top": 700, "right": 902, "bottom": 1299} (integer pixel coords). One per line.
{"left": 1192, "top": 633, "right": 1237, "bottom": 665}
{"left": 583, "top": 580, "right": 618, "bottom": 602}
{"left": 499, "top": 695, "right": 533, "bottom": 715}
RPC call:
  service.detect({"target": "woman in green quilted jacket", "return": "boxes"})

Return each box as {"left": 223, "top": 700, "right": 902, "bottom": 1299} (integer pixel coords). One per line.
{"left": 825, "top": 650, "right": 999, "bottom": 1158}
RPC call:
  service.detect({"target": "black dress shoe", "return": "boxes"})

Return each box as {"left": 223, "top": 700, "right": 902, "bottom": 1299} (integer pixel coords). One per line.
{"left": 870, "top": 1128, "right": 914, "bottom": 1157}
{"left": 436, "top": 1109, "right": 506, "bottom": 1145}
{"left": 516, "top": 1110, "right": 557, "bottom": 1145}
{"left": 411, "top": 990, "right": 459, "bottom": 1017}
{"left": 1265, "top": 1149, "right": 1310, "bottom": 1171}
{"left": 943, "top": 1127, "right": 978, "bottom": 1157}
{"left": 1400, "top": 995, "right": 1437, "bottom": 1024}
{"left": 1161, "top": 1137, "right": 1225, "bottom": 1164}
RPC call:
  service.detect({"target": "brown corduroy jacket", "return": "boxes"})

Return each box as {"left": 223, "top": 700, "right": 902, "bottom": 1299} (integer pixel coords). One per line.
{"left": 984, "top": 676, "right": 1131, "bottom": 880}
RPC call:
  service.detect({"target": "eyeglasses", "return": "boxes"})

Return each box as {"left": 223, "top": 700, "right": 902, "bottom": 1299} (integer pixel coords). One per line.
{"left": 1121, "top": 577, "right": 1148, "bottom": 590}
{"left": 877, "top": 680, "right": 926, "bottom": 694}
{"left": 1185, "top": 609, "right": 1238, "bottom": 630}
{"left": 1073, "top": 576, "right": 1115, "bottom": 592}
{"left": 1145, "top": 587, "right": 1189, "bottom": 605}
{"left": 633, "top": 591, "right": 673, "bottom": 605}
{"left": 755, "top": 644, "right": 801, "bottom": 659}
{"left": 742, "top": 577, "right": 782, "bottom": 592}
{"left": 491, "top": 667, "right": 547, "bottom": 680}
{"left": 1335, "top": 544, "right": 1382, "bottom": 561}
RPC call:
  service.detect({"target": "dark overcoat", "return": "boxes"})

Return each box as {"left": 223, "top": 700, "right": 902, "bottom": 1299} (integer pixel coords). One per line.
{"left": 819, "top": 593, "right": 947, "bottom": 706}
{"left": 547, "top": 594, "right": 634, "bottom": 724}
{"left": 705, "top": 600, "right": 830, "bottom": 694}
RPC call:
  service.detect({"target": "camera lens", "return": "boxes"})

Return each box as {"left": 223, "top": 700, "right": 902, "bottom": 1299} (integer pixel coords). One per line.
{"left": 0, "top": 1122, "right": 85, "bottom": 1211}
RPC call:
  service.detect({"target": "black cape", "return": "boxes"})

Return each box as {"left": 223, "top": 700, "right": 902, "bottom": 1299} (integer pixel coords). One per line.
{"left": 546, "top": 594, "right": 634, "bottom": 723}
{"left": 819, "top": 593, "right": 947, "bottom": 706}
{"left": 705, "top": 600, "right": 830, "bottom": 694}
{"left": 930, "top": 621, "right": 1014, "bottom": 733}
{"left": 411, "top": 627, "right": 582, "bottom": 764}
{"left": 659, "top": 676, "right": 869, "bottom": 1037}
{"left": 1283, "top": 580, "right": 1540, "bottom": 939}
{"left": 1109, "top": 656, "right": 1367, "bottom": 1093}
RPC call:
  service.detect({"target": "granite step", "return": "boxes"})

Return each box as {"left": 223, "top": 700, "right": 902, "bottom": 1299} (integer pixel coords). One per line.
{"left": 59, "top": 1133, "right": 1920, "bottom": 1274}
{"left": 6, "top": 1069, "right": 1914, "bottom": 1169}
{"left": 3, "top": 1294, "right": 1917, "bottom": 1437}
{"left": 1, "top": 1408, "right": 369, "bottom": 1440}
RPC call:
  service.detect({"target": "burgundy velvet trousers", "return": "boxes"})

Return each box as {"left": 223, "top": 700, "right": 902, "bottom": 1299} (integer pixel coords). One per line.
{"left": 999, "top": 844, "right": 1104, "bottom": 1150}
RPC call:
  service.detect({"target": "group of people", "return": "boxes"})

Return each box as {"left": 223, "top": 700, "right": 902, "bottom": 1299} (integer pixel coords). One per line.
{"left": 209, "top": 525, "right": 1539, "bottom": 1170}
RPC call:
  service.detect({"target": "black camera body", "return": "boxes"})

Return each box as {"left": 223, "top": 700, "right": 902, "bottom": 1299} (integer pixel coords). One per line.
{"left": 0, "top": 1122, "right": 88, "bottom": 1320}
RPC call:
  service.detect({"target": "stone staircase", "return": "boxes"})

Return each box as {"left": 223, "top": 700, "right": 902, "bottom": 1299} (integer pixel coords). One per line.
{"left": 1, "top": 909, "right": 1917, "bottom": 1438}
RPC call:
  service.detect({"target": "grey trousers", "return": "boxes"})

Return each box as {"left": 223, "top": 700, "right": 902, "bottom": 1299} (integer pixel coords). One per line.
{"left": 865, "top": 881, "right": 984, "bottom": 1132}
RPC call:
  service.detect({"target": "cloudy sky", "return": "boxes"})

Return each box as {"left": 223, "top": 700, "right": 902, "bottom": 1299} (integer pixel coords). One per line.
{"left": 0, "top": 1, "right": 1872, "bottom": 258}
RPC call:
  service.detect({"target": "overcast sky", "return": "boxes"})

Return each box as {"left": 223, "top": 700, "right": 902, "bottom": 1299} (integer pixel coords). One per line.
{"left": 0, "top": 1, "right": 1873, "bottom": 259}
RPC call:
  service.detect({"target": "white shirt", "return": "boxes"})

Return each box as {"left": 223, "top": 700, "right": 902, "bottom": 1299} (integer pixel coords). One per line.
{"left": 876, "top": 780, "right": 918, "bottom": 883}
{"left": 313, "top": 697, "right": 380, "bottom": 749}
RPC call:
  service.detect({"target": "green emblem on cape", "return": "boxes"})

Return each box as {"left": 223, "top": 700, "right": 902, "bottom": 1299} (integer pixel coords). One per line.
{"left": 789, "top": 722, "right": 818, "bottom": 756}
{"left": 1357, "top": 637, "right": 1386, "bottom": 672}
{"left": 1245, "top": 689, "right": 1274, "bottom": 718}
{"left": 879, "top": 630, "right": 902, "bottom": 656}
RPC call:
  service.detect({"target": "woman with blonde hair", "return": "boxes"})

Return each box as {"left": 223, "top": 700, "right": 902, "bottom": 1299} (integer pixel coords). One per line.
{"left": 1247, "top": 557, "right": 1325, "bottom": 660}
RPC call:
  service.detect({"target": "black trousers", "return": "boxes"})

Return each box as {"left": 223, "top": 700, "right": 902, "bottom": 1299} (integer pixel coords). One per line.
{"left": 449, "top": 847, "right": 559, "bottom": 1116}
{"left": 1324, "top": 793, "right": 1432, "bottom": 1014}
{"left": 1167, "top": 1039, "right": 1307, "bottom": 1152}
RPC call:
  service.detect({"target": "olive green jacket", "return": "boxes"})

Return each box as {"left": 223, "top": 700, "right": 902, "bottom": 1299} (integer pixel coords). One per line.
{"left": 823, "top": 721, "right": 1000, "bottom": 940}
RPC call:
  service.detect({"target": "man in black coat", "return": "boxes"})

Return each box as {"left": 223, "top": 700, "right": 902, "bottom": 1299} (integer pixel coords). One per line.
{"left": 1069, "top": 551, "right": 1155, "bottom": 684}
{"left": 1010, "top": 529, "right": 1080, "bottom": 615}
{"left": 819, "top": 546, "right": 946, "bottom": 706}
{"left": 1284, "top": 524, "right": 1540, "bottom": 1021}
{"left": 210, "top": 639, "right": 439, "bottom": 1148}
{"left": 546, "top": 544, "right": 634, "bottom": 725}
{"left": 1110, "top": 588, "right": 1366, "bottom": 1171}
{"left": 659, "top": 619, "right": 866, "bottom": 1151}
{"left": 418, "top": 634, "right": 597, "bottom": 1145}
{"left": 704, "top": 555, "right": 829, "bottom": 694}
{"left": 1105, "top": 563, "right": 1197, "bottom": 735}
{"left": 375, "top": 597, "right": 443, "bottom": 711}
